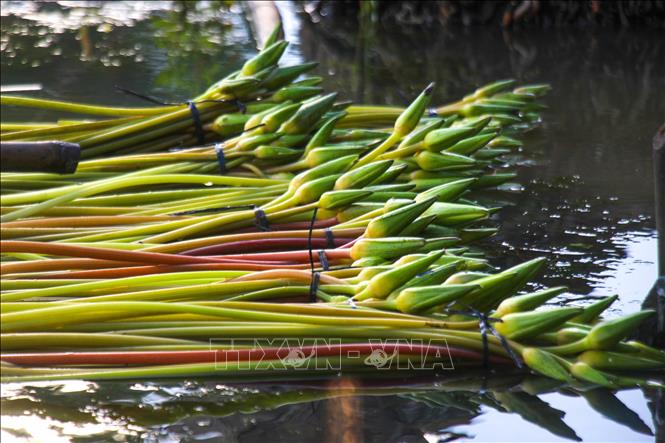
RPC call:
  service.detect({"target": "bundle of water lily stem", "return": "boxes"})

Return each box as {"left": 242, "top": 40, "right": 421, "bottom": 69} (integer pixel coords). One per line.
{"left": 0, "top": 31, "right": 663, "bottom": 388}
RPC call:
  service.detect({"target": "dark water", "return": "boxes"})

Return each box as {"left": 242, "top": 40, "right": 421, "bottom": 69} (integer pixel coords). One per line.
{"left": 1, "top": 2, "right": 664, "bottom": 442}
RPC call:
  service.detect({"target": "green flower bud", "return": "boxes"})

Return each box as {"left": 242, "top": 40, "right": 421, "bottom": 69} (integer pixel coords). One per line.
{"left": 494, "top": 287, "right": 567, "bottom": 317}
{"left": 458, "top": 228, "right": 498, "bottom": 243}
{"left": 444, "top": 271, "right": 491, "bottom": 285}
{"left": 304, "top": 145, "right": 367, "bottom": 167}
{"left": 217, "top": 77, "right": 261, "bottom": 95}
{"left": 241, "top": 41, "right": 288, "bottom": 77}
{"left": 395, "top": 284, "right": 476, "bottom": 314}
{"left": 350, "top": 237, "right": 426, "bottom": 261}
{"left": 253, "top": 145, "right": 300, "bottom": 160}
{"left": 487, "top": 113, "right": 523, "bottom": 126}
{"left": 424, "top": 127, "right": 477, "bottom": 151}
{"left": 365, "top": 198, "right": 436, "bottom": 238}
{"left": 569, "top": 362, "right": 615, "bottom": 388}
{"left": 293, "top": 76, "right": 323, "bottom": 87}
{"left": 415, "top": 178, "right": 476, "bottom": 202}
{"left": 470, "top": 79, "right": 516, "bottom": 100}
{"left": 488, "top": 135, "right": 523, "bottom": 148}
{"left": 352, "top": 257, "right": 387, "bottom": 267}
{"left": 472, "top": 172, "right": 518, "bottom": 189}
{"left": 513, "top": 84, "right": 552, "bottom": 97}
{"left": 473, "top": 147, "right": 512, "bottom": 160}
{"left": 279, "top": 93, "right": 338, "bottom": 135}
{"left": 290, "top": 155, "right": 357, "bottom": 192}
{"left": 334, "top": 160, "right": 393, "bottom": 190}
{"left": 522, "top": 348, "right": 574, "bottom": 383}
{"left": 368, "top": 163, "right": 409, "bottom": 186}
{"left": 270, "top": 86, "right": 323, "bottom": 103}
{"left": 212, "top": 113, "right": 251, "bottom": 137}
{"left": 236, "top": 133, "right": 283, "bottom": 151}
{"left": 304, "top": 115, "right": 343, "bottom": 154}
{"left": 397, "top": 118, "right": 445, "bottom": 149}
{"left": 398, "top": 215, "right": 438, "bottom": 236}
{"left": 393, "top": 82, "right": 435, "bottom": 137}
{"left": 261, "top": 103, "right": 301, "bottom": 132}
{"left": 423, "top": 237, "right": 460, "bottom": 251}
{"left": 330, "top": 129, "right": 390, "bottom": 142}
{"left": 584, "top": 310, "right": 655, "bottom": 350}
{"left": 424, "top": 202, "right": 489, "bottom": 226}
{"left": 354, "top": 251, "right": 444, "bottom": 301}
{"left": 261, "top": 62, "right": 318, "bottom": 90}
{"left": 318, "top": 190, "right": 372, "bottom": 210}
{"left": 569, "top": 295, "right": 619, "bottom": 324}
{"left": 445, "top": 132, "right": 498, "bottom": 155}
{"left": 495, "top": 308, "right": 583, "bottom": 341}
{"left": 260, "top": 24, "right": 281, "bottom": 49}
{"left": 578, "top": 350, "right": 665, "bottom": 371}
{"left": 294, "top": 175, "right": 340, "bottom": 204}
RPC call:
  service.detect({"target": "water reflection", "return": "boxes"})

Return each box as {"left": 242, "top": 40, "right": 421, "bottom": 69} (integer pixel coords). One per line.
{"left": 0, "top": 374, "right": 659, "bottom": 442}
{"left": 1, "top": 0, "right": 254, "bottom": 110}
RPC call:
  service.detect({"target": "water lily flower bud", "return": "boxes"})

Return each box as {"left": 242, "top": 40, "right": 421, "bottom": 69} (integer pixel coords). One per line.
{"left": 261, "top": 62, "right": 318, "bottom": 90}
{"left": 334, "top": 160, "right": 393, "bottom": 190}
{"left": 261, "top": 103, "right": 302, "bottom": 132}
{"left": 424, "top": 127, "right": 477, "bottom": 151}
{"left": 212, "top": 113, "right": 251, "bottom": 136}
{"left": 365, "top": 198, "right": 436, "bottom": 238}
{"left": 494, "top": 287, "right": 567, "bottom": 317}
{"left": 415, "top": 178, "right": 476, "bottom": 202}
{"left": 318, "top": 190, "right": 372, "bottom": 210}
{"left": 241, "top": 41, "right": 288, "bottom": 77}
{"left": 578, "top": 350, "right": 665, "bottom": 371}
{"left": 445, "top": 132, "right": 498, "bottom": 155}
{"left": 395, "top": 284, "right": 476, "bottom": 314}
{"left": 350, "top": 237, "right": 426, "bottom": 261}
{"left": 522, "top": 348, "right": 574, "bottom": 383}
{"left": 494, "top": 307, "right": 583, "bottom": 341}
{"left": 305, "top": 115, "right": 343, "bottom": 154}
{"left": 270, "top": 86, "right": 323, "bottom": 103}
{"left": 393, "top": 82, "right": 435, "bottom": 138}
{"left": 279, "top": 93, "right": 338, "bottom": 135}
{"left": 569, "top": 295, "right": 618, "bottom": 324}
{"left": 354, "top": 251, "right": 444, "bottom": 301}
{"left": 584, "top": 310, "right": 655, "bottom": 350}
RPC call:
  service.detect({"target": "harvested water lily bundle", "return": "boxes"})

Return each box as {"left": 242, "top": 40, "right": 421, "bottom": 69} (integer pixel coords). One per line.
{"left": 1, "top": 31, "right": 663, "bottom": 389}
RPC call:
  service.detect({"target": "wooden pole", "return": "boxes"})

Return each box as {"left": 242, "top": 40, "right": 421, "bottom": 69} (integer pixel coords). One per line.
{"left": 0, "top": 141, "right": 80, "bottom": 174}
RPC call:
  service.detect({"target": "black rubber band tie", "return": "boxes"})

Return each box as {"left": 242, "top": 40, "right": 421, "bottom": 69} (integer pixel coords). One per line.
{"left": 318, "top": 250, "right": 329, "bottom": 271}
{"left": 254, "top": 208, "right": 270, "bottom": 231}
{"left": 187, "top": 101, "right": 205, "bottom": 145}
{"left": 214, "top": 143, "right": 226, "bottom": 173}
{"left": 309, "top": 272, "right": 321, "bottom": 302}
{"left": 448, "top": 306, "right": 522, "bottom": 369}
{"left": 324, "top": 228, "right": 335, "bottom": 249}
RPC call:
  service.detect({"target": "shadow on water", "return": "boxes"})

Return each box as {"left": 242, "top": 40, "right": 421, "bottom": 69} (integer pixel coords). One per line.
{"left": 1, "top": 2, "right": 664, "bottom": 442}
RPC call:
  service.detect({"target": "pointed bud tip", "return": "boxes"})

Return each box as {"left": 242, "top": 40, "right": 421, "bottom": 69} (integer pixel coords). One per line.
{"left": 424, "top": 82, "right": 436, "bottom": 95}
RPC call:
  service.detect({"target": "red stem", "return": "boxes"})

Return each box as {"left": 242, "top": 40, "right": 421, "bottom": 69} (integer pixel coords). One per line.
{"left": 0, "top": 343, "right": 510, "bottom": 366}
